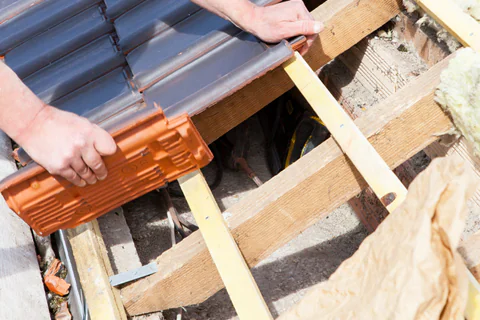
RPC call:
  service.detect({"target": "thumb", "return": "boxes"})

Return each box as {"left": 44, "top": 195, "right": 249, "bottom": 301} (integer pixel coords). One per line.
{"left": 93, "top": 126, "right": 117, "bottom": 156}
{"left": 287, "top": 20, "right": 324, "bottom": 37}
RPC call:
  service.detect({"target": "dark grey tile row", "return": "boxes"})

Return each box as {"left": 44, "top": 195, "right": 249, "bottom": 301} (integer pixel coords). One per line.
{"left": 11, "top": 0, "right": 296, "bottom": 167}
{"left": 53, "top": 67, "right": 142, "bottom": 123}
{"left": 127, "top": 9, "right": 240, "bottom": 90}
{"left": 114, "top": 0, "right": 201, "bottom": 52}
{"left": 23, "top": 35, "right": 125, "bottom": 104}
{"left": 142, "top": 33, "right": 293, "bottom": 118}
{"left": 5, "top": 6, "right": 112, "bottom": 79}
{"left": 103, "top": 0, "right": 144, "bottom": 20}
{"left": 0, "top": 0, "right": 100, "bottom": 54}
{"left": 0, "top": 0, "right": 39, "bottom": 24}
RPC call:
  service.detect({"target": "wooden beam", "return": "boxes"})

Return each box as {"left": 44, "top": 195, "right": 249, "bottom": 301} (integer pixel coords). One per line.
{"left": 0, "top": 131, "right": 50, "bottom": 320}
{"left": 178, "top": 171, "right": 272, "bottom": 320}
{"left": 415, "top": 0, "right": 480, "bottom": 51}
{"left": 192, "top": 0, "right": 403, "bottom": 144}
{"left": 284, "top": 51, "right": 407, "bottom": 212}
{"left": 339, "top": 38, "right": 419, "bottom": 231}
{"left": 68, "top": 220, "right": 127, "bottom": 320}
{"left": 122, "top": 54, "right": 455, "bottom": 316}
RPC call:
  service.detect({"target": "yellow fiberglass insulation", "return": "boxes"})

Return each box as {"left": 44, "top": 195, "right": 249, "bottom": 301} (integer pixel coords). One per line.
{"left": 435, "top": 48, "right": 480, "bottom": 154}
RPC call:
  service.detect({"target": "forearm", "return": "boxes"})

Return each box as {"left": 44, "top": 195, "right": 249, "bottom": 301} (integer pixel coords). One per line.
{"left": 191, "top": 0, "right": 256, "bottom": 31}
{"left": 0, "top": 61, "right": 45, "bottom": 142}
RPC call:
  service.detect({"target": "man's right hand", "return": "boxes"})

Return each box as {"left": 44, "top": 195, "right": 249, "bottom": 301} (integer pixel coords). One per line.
{"left": 15, "top": 106, "right": 117, "bottom": 187}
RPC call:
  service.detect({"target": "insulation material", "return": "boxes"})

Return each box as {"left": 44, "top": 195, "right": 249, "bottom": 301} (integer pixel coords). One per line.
{"left": 403, "top": 0, "right": 480, "bottom": 52}
{"left": 435, "top": 48, "right": 480, "bottom": 155}
{"left": 404, "top": 0, "right": 480, "bottom": 19}
{"left": 278, "top": 156, "right": 478, "bottom": 320}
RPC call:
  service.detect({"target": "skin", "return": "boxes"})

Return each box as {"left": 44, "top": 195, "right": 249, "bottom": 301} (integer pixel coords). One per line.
{"left": 0, "top": 0, "right": 322, "bottom": 186}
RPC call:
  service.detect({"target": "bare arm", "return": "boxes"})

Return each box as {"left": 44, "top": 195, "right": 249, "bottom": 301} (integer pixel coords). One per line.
{"left": 191, "top": 0, "right": 324, "bottom": 54}
{"left": 0, "top": 62, "right": 116, "bottom": 187}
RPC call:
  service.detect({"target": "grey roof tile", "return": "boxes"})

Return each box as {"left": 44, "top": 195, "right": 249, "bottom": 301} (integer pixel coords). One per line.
{"left": 143, "top": 33, "right": 293, "bottom": 118}
{"left": 0, "top": 0, "right": 100, "bottom": 54}
{"left": 52, "top": 67, "right": 142, "bottom": 124}
{"left": 0, "top": 0, "right": 39, "bottom": 24}
{"left": 23, "top": 35, "right": 125, "bottom": 104}
{"left": 104, "top": 0, "right": 144, "bottom": 19}
{"left": 115, "top": 0, "right": 201, "bottom": 52}
{"left": 127, "top": 9, "right": 239, "bottom": 90}
{"left": 5, "top": 6, "right": 112, "bottom": 78}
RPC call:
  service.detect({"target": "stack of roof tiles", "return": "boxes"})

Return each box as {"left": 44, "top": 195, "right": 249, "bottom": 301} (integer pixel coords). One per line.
{"left": 1, "top": 0, "right": 295, "bottom": 133}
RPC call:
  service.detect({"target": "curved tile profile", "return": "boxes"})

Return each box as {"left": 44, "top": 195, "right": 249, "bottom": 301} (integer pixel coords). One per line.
{"left": 53, "top": 67, "right": 142, "bottom": 123}
{"left": 5, "top": 6, "right": 112, "bottom": 79}
{"left": 127, "top": 9, "right": 240, "bottom": 90}
{"left": 23, "top": 35, "right": 125, "bottom": 104}
{"left": 0, "top": 0, "right": 99, "bottom": 54}
{"left": 115, "top": 0, "right": 201, "bottom": 52}
{"left": 104, "top": 0, "right": 144, "bottom": 20}
{"left": 143, "top": 33, "right": 294, "bottom": 117}
{"left": 0, "top": 0, "right": 41, "bottom": 24}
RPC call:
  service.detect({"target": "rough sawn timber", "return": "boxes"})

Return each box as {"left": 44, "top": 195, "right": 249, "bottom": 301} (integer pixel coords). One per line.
{"left": 121, "top": 53, "right": 455, "bottom": 315}
{"left": 193, "top": 0, "right": 404, "bottom": 144}
{"left": 68, "top": 220, "right": 127, "bottom": 320}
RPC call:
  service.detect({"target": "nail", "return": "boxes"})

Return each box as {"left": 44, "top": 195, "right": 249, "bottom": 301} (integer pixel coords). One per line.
{"left": 314, "top": 21, "right": 324, "bottom": 33}
{"left": 79, "top": 180, "right": 87, "bottom": 187}
{"left": 98, "top": 174, "right": 107, "bottom": 181}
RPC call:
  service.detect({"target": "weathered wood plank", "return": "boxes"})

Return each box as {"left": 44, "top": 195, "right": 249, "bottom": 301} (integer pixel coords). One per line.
{"left": 284, "top": 51, "right": 407, "bottom": 212}
{"left": 0, "top": 131, "right": 50, "bottom": 320}
{"left": 68, "top": 220, "right": 127, "bottom": 320}
{"left": 122, "top": 53, "right": 454, "bottom": 316}
{"left": 178, "top": 170, "right": 272, "bottom": 320}
{"left": 193, "top": 0, "right": 404, "bottom": 144}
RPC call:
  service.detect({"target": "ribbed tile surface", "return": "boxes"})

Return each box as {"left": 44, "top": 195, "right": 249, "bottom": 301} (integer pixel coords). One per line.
{"left": 5, "top": 6, "right": 112, "bottom": 78}
{"left": 0, "top": 0, "right": 99, "bottom": 54}
{"left": 103, "top": 0, "right": 144, "bottom": 19}
{"left": 0, "top": 0, "right": 40, "bottom": 24}
{"left": 143, "top": 33, "right": 293, "bottom": 117}
{"left": 23, "top": 35, "right": 125, "bottom": 104}
{"left": 115, "top": 0, "right": 201, "bottom": 52}
{"left": 127, "top": 9, "right": 240, "bottom": 90}
{"left": 53, "top": 67, "right": 142, "bottom": 123}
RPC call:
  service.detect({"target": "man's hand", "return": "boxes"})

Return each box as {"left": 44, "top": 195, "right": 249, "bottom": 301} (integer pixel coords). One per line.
{"left": 240, "top": 0, "right": 323, "bottom": 54}
{"left": 192, "top": 0, "right": 323, "bottom": 55}
{"left": 15, "top": 106, "right": 117, "bottom": 187}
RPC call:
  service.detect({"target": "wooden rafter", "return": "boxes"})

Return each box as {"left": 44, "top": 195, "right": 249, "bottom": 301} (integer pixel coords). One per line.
{"left": 122, "top": 54, "right": 455, "bottom": 316}
{"left": 73, "top": 0, "right": 404, "bottom": 316}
